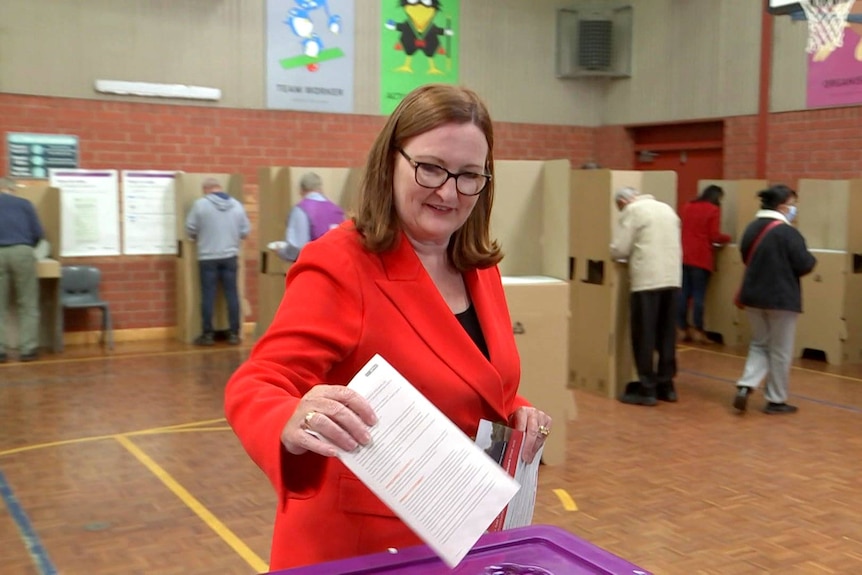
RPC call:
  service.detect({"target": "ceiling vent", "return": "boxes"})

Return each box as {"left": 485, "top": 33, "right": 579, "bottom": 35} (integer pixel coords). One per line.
{"left": 556, "top": 5, "right": 633, "bottom": 79}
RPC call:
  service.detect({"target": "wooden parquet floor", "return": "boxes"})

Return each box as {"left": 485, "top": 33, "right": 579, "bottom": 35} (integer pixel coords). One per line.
{"left": 1, "top": 340, "right": 861, "bottom": 574}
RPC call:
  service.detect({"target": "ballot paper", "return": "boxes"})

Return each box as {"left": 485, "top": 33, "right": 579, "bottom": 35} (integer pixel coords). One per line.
{"left": 338, "top": 354, "right": 521, "bottom": 568}
{"left": 475, "top": 419, "right": 543, "bottom": 532}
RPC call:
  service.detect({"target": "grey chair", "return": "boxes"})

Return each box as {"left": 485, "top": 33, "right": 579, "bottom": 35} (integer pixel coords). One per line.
{"left": 60, "top": 266, "right": 114, "bottom": 350}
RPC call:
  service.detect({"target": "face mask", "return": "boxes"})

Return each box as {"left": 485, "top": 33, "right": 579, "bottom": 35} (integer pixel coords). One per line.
{"left": 786, "top": 205, "right": 797, "bottom": 222}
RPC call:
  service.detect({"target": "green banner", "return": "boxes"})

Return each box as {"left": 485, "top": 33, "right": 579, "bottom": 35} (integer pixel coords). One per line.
{"left": 380, "top": 0, "right": 460, "bottom": 115}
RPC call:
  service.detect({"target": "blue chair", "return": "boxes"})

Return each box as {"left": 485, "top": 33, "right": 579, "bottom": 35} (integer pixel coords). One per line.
{"left": 60, "top": 266, "right": 114, "bottom": 350}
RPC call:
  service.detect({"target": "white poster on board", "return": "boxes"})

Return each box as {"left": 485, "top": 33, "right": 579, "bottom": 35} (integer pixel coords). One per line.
{"left": 50, "top": 169, "right": 121, "bottom": 257}
{"left": 122, "top": 171, "right": 177, "bottom": 255}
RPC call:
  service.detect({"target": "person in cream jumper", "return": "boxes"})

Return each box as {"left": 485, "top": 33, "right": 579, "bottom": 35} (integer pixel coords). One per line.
{"left": 610, "top": 187, "right": 682, "bottom": 406}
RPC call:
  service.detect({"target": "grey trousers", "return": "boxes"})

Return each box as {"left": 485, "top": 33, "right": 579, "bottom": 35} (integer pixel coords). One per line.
{"left": 0, "top": 244, "right": 40, "bottom": 354}
{"left": 737, "top": 308, "right": 798, "bottom": 404}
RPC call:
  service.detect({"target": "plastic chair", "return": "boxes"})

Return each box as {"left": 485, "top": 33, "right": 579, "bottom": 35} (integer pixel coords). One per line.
{"left": 60, "top": 266, "right": 114, "bottom": 350}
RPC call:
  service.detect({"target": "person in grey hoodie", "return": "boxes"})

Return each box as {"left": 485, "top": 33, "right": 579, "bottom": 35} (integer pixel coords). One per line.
{"left": 185, "top": 177, "right": 250, "bottom": 346}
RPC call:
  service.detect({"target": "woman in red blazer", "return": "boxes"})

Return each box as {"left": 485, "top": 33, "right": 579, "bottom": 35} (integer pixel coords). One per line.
{"left": 677, "top": 185, "right": 732, "bottom": 343}
{"left": 224, "top": 84, "right": 552, "bottom": 570}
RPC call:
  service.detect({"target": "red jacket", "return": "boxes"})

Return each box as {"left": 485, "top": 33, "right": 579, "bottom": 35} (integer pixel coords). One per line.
{"left": 224, "top": 222, "right": 527, "bottom": 570}
{"left": 680, "top": 201, "right": 731, "bottom": 271}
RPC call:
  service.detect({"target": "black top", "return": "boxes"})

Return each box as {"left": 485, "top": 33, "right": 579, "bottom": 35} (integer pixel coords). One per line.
{"left": 739, "top": 216, "right": 817, "bottom": 312}
{"left": 455, "top": 304, "right": 489, "bottom": 359}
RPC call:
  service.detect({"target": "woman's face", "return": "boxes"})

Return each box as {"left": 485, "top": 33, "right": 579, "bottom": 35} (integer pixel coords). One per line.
{"left": 393, "top": 122, "right": 488, "bottom": 248}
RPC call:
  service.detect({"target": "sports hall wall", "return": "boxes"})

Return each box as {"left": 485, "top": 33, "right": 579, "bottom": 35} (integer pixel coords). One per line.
{"left": 0, "top": 0, "right": 857, "bottom": 335}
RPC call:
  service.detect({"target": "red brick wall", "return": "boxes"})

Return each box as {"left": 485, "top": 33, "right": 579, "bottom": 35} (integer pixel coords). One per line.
{"left": 724, "top": 116, "right": 759, "bottom": 179}
{"left": 594, "top": 126, "right": 634, "bottom": 169}
{"left": 767, "top": 106, "right": 862, "bottom": 184}
{"left": 1, "top": 93, "right": 594, "bottom": 331}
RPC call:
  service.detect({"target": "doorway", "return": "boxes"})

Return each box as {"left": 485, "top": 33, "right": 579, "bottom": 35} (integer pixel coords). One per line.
{"left": 631, "top": 121, "right": 724, "bottom": 208}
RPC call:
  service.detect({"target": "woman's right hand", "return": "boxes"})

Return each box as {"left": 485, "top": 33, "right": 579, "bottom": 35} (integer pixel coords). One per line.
{"left": 280, "top": 385, "right": 377, "bottom": 458}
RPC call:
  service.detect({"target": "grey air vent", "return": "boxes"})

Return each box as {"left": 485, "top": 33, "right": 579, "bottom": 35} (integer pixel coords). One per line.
{"left": 556, "top": 5, "right": 632, "bottom": 79}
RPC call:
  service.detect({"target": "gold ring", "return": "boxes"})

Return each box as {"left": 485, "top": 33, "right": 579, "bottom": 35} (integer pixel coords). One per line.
{"left": 304, "top": 411, "right": 317, "bottom": 427}
{"left": 537, "top": 425, "right": 550, "bottom": 437}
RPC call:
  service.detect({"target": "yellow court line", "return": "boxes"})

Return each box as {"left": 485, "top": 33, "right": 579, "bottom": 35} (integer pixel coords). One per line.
{"left": 135, "top": 418, "right": 228, "bottom": 432}
{"left": 688, "top": 345, "right": 862, "bottom": 383}
{"left": 553, "top": 488, "right": 578, "bottom": 511}
{"left": 116, "top": 435, "right": 269, "bottom": 573}
{"left": 130, "top": 427, "right": 232, "bottom": 435}
{"left": 0, "top": 419, "right": 229, "bottom": 458}
{"left": 0, "top": 434, "right": 118, "bottom": 458}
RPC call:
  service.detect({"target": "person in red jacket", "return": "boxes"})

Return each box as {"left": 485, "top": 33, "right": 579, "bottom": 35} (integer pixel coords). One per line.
{"left": 677, "top": 185, "right": 732, "bottom": 343}
{"left": 224, "top": 84, "right": 552, "bottom": 570}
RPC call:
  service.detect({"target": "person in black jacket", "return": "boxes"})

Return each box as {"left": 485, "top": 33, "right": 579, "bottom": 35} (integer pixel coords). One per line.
{"left": 733, "top": 184, "right": 816, "bottom": 415}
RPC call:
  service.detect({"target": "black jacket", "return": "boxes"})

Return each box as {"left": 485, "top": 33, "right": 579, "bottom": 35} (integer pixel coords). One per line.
{"left": 738, "top": 213, "right": 817, "bottom": 312}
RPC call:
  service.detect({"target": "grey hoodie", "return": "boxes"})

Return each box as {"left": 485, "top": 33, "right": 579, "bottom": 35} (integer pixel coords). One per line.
{"left": 185, "top": 192, "right": 250, "bottom": 260}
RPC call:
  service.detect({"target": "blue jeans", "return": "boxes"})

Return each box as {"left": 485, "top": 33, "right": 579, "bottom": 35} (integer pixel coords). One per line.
{"left": 677, "top": 265, "right": 711, "bottom": 330}
{"left": 199, "top": 257, "right": 239, "bottom": 336}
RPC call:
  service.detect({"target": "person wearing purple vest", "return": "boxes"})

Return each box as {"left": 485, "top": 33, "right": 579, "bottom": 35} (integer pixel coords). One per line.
{"left": 278, "top": 172, "right": 345, "bottom": 262}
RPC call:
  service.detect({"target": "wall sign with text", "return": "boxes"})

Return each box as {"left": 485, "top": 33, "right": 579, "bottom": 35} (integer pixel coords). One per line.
{"left": 7, "top": 132, "right": 79, "bottom": 179}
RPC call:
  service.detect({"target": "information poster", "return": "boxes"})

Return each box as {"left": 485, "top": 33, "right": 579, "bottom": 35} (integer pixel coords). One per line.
{"left": 122, "top": 171, "right": 177, "bottom": 255}
{"left": 265, "top": 0, "right": 355, "bottom": 112}
{"left": 49, "top": 169, "right": 121, "bottom": 257}
{"left": 7, "top": 133, "right": 79, "bottom": 179}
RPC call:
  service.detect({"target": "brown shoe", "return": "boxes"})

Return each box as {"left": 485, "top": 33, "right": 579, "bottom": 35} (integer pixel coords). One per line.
{"left": 677, "top": 328, "right": 691, "bottom": 343}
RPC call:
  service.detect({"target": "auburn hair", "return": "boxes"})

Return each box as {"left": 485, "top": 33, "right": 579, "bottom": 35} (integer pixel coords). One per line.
{"left": 353, "top": 84, "right": 502, "bottom": 270}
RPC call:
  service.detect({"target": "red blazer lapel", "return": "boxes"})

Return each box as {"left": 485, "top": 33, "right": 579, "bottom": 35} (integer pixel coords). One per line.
{"left": 374, "top": 235, "right": 509, "bottom": 420}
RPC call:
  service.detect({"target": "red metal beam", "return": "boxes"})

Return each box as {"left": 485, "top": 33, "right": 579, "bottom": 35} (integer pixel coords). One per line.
{"left": 757, "top": 0, "right": 774, "bottom": 179}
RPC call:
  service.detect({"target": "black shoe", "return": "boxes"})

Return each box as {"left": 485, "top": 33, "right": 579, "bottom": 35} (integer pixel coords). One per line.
{"left": 733, "top": 386, "right": 751, "bottom": 412}
{"left": 20, "top": 350, "right": 39, "bottom": 362}
{"left": 618, "top": 391, "right": 658, "bottom": 406}
{"left": 657, "top": 383, "right": 678, "bottom": 403}
{"left": 763, "top": 402, "right": 798, "bottom": 415}
{"left": 0, "top": 352, "right": 7, "bottom": 363}
{"left": 227, "top": 333, "right": 241, "bottom": 345}
{"left": 193, "top": 333, "right": 215, "bottom": 346}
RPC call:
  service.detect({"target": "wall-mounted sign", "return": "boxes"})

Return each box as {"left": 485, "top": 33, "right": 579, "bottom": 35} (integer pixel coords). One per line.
{"left": 7, "top": 132, "right": 79, "bottom": 179}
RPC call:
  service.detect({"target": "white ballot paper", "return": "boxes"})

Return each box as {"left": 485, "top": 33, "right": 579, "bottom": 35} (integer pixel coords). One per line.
{"left": 337, "top": 354, "right": 521, "bottom": 568}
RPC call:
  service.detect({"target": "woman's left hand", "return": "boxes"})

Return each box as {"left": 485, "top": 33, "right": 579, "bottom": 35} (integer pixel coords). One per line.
{"left": 509, "top": 406, "right": 553, "bottom": 464}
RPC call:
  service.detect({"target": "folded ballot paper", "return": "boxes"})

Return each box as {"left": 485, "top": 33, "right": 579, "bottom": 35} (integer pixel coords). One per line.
{"left": 334, "top": 354, "right": 521, "bottom": 568}
{"left": 475, "top": 419, "right": 543, "bottom": 533}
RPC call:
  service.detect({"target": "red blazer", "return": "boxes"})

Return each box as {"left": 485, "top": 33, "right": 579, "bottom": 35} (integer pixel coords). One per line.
{"left": 680, "top": 201, "right": 731, "bottom": 271}
{"left": 225, "top": 222, "right": 527, "bottom": 570}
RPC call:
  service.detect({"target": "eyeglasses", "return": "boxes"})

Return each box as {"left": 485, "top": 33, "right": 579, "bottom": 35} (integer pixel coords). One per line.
{"left": 398, "top": 149, "right": 491, "bottom": 197}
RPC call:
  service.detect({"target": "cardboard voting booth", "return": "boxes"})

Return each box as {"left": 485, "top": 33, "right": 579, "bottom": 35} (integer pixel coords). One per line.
{"left": 255, "top": 166, "right": 363, "bottom": 338}
{"left": 698, "top": 179, "right": 765, "bottom": 347}
{"left": 569, "top": 169, "right": 676, "bottom": 399}
{"left": 492, "top": 159, "right": 575, "bottom": 466}
{"left": 4, "top": 184, "right": 63, "bottom": 353}
{"left": 174, "top": 173, "right": 247, "bottom": 344}
{"left": 501, "top": 276, "right": 570, "bottom": 466}
{"left": 793, "top": 179, "right": 862, "bottom": 365}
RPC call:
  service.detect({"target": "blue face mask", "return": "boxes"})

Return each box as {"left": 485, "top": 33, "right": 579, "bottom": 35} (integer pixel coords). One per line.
{"left": 786, "top": 205, "right": 797, "bottom": 222}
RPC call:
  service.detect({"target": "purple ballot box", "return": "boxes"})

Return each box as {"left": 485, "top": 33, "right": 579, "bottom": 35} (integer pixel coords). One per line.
{"left": 270, "top": 525, "right": 652, "bottom": 575}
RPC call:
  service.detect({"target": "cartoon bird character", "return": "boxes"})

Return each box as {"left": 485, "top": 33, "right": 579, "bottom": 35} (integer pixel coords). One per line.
{"left": 385, "top": 0, "right": 453, "bottom": 74}
{"left": 285, "top": 0, "right": 342, "bottom": 60}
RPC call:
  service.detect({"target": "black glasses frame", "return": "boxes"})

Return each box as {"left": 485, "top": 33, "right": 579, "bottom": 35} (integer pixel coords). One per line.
{"left": 398, "top": 148, "right": 491, "bottom": 197}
